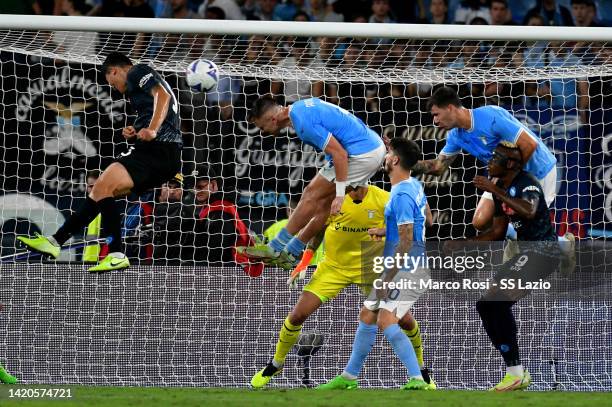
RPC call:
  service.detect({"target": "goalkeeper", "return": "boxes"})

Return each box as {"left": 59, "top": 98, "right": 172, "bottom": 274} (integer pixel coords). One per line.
{"left": 251, "top": 181, "right": 433, "bottom": 389}
{"left": 17, "top": 52, "right": 182, "bottom": 273}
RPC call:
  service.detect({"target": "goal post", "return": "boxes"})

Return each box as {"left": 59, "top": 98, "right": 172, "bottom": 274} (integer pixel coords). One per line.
{"left": 0, "top": 15, "right": 611, "bottom": 390}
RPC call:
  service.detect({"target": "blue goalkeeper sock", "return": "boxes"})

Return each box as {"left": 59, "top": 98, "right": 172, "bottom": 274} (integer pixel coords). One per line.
{"left": 506, "top": 223, "right": 517, "bottom": 240}
{"left": 285, "top": 237, "right": 306, "bottom": 257}
{"left": 269, "top": 228, "right": 294, "bottom": 253}
{"left": 343, "top": 321, "right": 377, "bottom": 378}
{"left": 383, "top": 323, "right": 422, "bottom": 378}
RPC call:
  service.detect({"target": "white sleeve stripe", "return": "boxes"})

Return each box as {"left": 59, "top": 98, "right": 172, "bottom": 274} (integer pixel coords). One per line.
{"left": 397, "top": 221, "right": 414, "bottom": 225}
{"left": 322, "top": 132, "right": 333, "bottom": 151}
{"left": 514, "top": 127, "right": 536, "bottom": 144}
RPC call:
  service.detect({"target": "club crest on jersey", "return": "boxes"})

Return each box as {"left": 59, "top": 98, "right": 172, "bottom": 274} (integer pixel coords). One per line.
{"left": 509, "top": 186, "right": 516, "bottom": 197}
{"left": 367, "top": 210, "right": 376, "bottom": 219}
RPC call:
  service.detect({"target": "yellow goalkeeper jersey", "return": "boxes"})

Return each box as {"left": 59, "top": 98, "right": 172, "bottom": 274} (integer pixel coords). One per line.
{"left": 323, "top": 185, "right": 389, "bottom": 271}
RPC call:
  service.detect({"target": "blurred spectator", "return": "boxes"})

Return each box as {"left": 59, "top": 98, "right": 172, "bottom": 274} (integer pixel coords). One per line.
{"left": 570, "top": 0, "right": 601, "bottom": 27}
{"left": 389, "top": 0, "right": 426, "bottom": 23}
{"left": 187, "top": 166, "right": 262, "bottom": 276}
{"left": 332, "top": 0, "right": 375, "bottom": 22}
{"left": 538, "top": 41, "right": 589, "bottom": 120}
{"left": 123, "top": 0, "right": 154, "bottom": 17}
{"left": 293, "top": 10, "right": 310, "bottom": 21}
{"left": 308, "top": 0, "right": 343, "bottom": 22}
{"left": 272, "top": 37, "right": 324, "bottom": 104}
{"left": 523, "top": 0, "right": 573, "bottom": 26}
{"left": 83, "top": 170, "right": 103, "bottom": 263}
{"left": 52, "top": 0, "right": 97, "bottom": 55}
{"left": 150, "top": 0, "right": 199, "bottom": 60}
{"left": 274, "top": 0, "right": 309, "bottom": 21}
{"left": 369, "top": 0, "right": 395, "bottom": 24}
{"left": 422, "top": 0, "right": 451, "bottom": 24}
{"left": 326, "top": 41, "right": 374, "bottom": 119}
{"left": 245, "top": 0, "right": 279, "bottom": 20}
{"left": 152, "top": 175, "right": 189, "bottom": 263}
{"left": 33, "top": 0, "right": 62, "bottom": 15}
{"left": 454, "top": 0, "right": 491, "bottom": 24}
{"left": 316, "top": 36, "right": 342, "bottom": 67}
{"left": 468, "top": 16, "right": 488, "bottom": 24}
{"left": 490, "top": 0, "right": 515, "bottom": 25}
{"left": 242, "top": 35, "right": 280, "bottom": 106}
{"left": 198, "top": 0, "right": 246, "bottom": 20}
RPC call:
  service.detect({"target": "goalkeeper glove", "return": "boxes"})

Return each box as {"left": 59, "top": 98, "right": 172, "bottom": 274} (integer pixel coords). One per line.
{"left": 287, "top": 249, "right": 314, "bottom": 289}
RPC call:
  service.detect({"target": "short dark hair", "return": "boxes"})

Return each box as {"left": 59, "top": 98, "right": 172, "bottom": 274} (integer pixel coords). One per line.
{"left": 101, "top": 52, "right": 132, "bottom": 74}
{"left": 248, "top": 97, "right": 279, "bottom": 122}
{"left": 427, "top": 86, "right": 461, "bottom": 111}
{"left": 389, "top": 138, "right": 421, "bottom": 171}
{"left": 571, "top": 0, "right": 595, "bottom": 6}
{"left": 490, "top": 0, "right": 508, "bottom": 8}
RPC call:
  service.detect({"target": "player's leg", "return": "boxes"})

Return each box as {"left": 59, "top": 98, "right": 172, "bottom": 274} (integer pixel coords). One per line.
{"left": 472, "top": 193, "right": 496, "bottom": 232}
{"left": 16, "top": 162, "right": 134, "bottom": 261}
{"left": 252, "top": 262, "right": 347, "bottom": 388}
{"left": 317, "top": 306, "right": 377, "bottom": 390}
{"left": 0, "top": 362, "right": 17, "bottom": 384}
{"left": 476, "top": 291, "right": 531, "bottom": 392}
{"left": 398, "top": 311, "right": 435, "bottom": 387}
{"left": 87, "top": 162, "right": 135, "bottom": 272}
{"left": 377, "top": 306, "right": 430, "bottom": 390}
{"left": 242, "top": 174, "right": 335, "bottom": 264}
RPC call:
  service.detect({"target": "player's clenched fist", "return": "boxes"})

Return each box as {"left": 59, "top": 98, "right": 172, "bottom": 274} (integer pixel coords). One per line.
{"left": 137, "top": 127, "right": 157, "bottom": 141}
{"left": 122, "top": 126, "right": 136, "bottom": 140}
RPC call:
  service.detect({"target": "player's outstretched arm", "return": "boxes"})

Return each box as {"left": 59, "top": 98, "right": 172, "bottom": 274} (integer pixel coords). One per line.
{"left": 411, "top": 154, "right": 457, "bottom": 177}
{"left": 470, "top": 214, "right": 508, "bottom": 242}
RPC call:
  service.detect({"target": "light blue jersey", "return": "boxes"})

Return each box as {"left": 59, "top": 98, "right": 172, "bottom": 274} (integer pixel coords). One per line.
{"left": 440, "top": 105, "right": 556, "bottom": 180}
{"left": 289, "top": 98, "right": 383, "bottom": 161}
{"left": 383, "top": 178, "right": 427, "bottom": 264}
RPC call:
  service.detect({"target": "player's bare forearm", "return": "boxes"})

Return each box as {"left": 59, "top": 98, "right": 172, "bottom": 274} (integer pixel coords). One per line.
{"left": 384, "top": 224, "right": 414, "bottom": 282}
{"left": 148, "top": 84, "right": 171, "bottom": 134}
{"left": 490, "top": 185, "right": 536, "bottom": 220}
{"left": 307, "top": 228, "right": 325, "bottom": 252}
{"left": 516, "top": 130, "right": 537, "bottom": 163}
{"left": 411, "top": 154, "right": 456, "bottom": 176}
{"left": 470, "top": 215, "right": 508, "bottom": 241}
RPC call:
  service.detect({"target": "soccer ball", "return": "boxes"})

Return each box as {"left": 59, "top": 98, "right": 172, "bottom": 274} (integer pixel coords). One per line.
{"left": 185, "top": 59, "right": 219, "bottom": 92}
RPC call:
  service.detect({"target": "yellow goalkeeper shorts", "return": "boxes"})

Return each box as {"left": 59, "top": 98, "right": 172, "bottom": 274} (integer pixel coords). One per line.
{"left": 303, "top": 261, "right": 364, "bottom": 303}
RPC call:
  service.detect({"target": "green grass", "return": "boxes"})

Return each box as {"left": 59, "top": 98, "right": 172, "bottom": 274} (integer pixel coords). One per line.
{"left": 1, "top": 387, "right": 610, "bottom": 407}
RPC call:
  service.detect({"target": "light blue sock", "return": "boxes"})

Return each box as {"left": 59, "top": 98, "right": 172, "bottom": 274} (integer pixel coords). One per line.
{"left": 344, "top": 321, "right": 377, "bottom": 378}
{"left": 383, "top": 323, "right": 422, "bottom": 378}
{"left": 269, "top": 228, "right": 294, "bottom": 253}
{"left": 506, "top": 223, "right": 517, "bottom": 240}
{"left": 285, "top": 237, "right": 306, "bottom": 257}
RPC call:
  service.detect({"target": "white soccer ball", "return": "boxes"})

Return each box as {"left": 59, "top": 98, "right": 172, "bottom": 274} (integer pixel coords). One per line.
{"left": 185, "top": 59, "right": 219, "bottom": 93}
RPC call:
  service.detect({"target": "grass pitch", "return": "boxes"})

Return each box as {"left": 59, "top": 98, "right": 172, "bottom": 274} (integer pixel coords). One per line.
{"left": 1, "top": 387, "right": 609, "bottom": 407}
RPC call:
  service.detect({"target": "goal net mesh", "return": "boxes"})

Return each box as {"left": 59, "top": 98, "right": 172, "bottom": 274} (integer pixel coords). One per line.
{"left": 0, "top": 28, "right": 611, "bottom": 390}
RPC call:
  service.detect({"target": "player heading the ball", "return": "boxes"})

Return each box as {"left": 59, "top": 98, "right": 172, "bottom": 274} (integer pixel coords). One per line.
{"left": 413, "top": 86, "right": 575, "bottom": 273}
{"left": 17, "top": 52, "right": 182, "bottom": 273}
{"left": 238, "top": 97, "right": 386, "bottom": 270}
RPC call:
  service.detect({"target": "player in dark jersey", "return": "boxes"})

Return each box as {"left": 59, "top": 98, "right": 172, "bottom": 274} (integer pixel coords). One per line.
{"left": 17, "top": 52, "right": 182, "bottom": 273}
{"left": 458, "top": 141, "right": 562, "bottom": 391}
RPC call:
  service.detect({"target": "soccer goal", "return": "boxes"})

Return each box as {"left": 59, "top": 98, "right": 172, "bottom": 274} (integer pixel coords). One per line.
{"left": 0, "top": 15, "right": 611, "bottom": 390}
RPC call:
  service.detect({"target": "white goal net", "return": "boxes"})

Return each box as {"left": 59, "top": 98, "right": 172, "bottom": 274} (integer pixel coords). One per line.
{"left": 0, "top": 18, "right": 611, "bottom": 390}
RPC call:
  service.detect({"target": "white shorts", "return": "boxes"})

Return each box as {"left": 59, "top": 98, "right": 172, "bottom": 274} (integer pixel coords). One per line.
{"left": 319, "top": 144, "right": 386, "bottom": 188}
{"left": 363, "top": 268, "right": 430, "bottom": 319}
{"left": 481, "top": 166, "right": 557, "bottom": 207}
